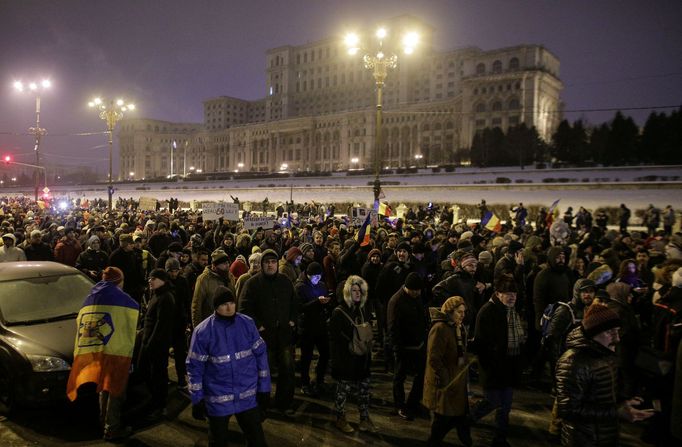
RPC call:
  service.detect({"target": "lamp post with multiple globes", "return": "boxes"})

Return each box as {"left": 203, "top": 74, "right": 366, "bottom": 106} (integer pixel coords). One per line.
{"left": 13, "top": 79, "right": 51, "bottom": 201}
{"left": 345, "top": 27, "right": 418, "bottom": 207}
{"left": 88, "top": 97, "right": 135, "bottom": 210}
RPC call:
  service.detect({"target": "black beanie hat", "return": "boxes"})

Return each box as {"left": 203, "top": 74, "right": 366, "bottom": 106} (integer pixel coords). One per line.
{"left": 212, "top": 286, "right": 235, "bottom": 309}
{"left": 404, "top": 272, "right": 423, "bottom": 290}
{"left": 149, "top": 268, "right": 170, "bottom": 282}
{"left": 306, "top": 262, "right": 323, "bottom": 276}
{"left": 396, "top": 241, "right": 411, "bottom": 253}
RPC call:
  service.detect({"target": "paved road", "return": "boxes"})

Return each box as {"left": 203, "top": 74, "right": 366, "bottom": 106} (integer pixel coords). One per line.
{"left": 0, "top": 357, "right": 646, "bottom": 446}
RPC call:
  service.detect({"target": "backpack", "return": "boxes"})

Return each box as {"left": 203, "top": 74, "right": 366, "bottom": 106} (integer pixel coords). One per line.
{"left": 336, "top": 307, "right": 374, "bottom": 356}
{"left": 540, "top": 301, "right": 576, "bottom": 341}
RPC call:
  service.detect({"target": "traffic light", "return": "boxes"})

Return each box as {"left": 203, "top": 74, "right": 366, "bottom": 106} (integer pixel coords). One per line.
{"left": 3, "top": 155, "right": 11, "bottom": 165}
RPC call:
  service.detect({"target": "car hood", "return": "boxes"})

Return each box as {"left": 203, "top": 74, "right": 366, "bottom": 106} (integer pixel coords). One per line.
{"left": 5, "top": 319, "right": 76, "bottom": 362}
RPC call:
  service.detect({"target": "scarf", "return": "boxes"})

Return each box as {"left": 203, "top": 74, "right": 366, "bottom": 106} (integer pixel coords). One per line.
{"left": 506, "top": 306, "right": 525, "bottom": 356}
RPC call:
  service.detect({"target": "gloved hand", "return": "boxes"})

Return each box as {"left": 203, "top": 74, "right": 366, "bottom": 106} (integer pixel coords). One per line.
{"left": 192, "top": 400, "right": 207, "bottom": 420}
{"left": 256, "top": 392, "right": 270, "bottom": 421}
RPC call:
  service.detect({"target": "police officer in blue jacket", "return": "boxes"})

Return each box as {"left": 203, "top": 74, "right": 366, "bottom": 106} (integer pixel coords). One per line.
{"left": 187, "top": 286, "right": 271, "bottom": 447}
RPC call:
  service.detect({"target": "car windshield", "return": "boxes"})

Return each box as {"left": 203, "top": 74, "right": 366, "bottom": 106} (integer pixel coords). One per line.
{"left": 0, "top": 273, "right": 93, "bottom": 325}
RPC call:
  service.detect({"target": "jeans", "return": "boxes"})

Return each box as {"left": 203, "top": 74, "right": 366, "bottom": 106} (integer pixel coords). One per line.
{"left": 208, "top": 407, "right": 267, "bottom": 447}
{"left": 267, "top": 341, "right": 295, "bottom": 411}
{"left": 393, "top": 347, "right": 426, "bottom": 412}
{"left": 99, "top": 391, "right": 124, "bottom": 432}
{"left": 299, "top": 330, "right": 329, "bottom": 386}
{"left": 471, "top": 387, "right": 513, "bottom": 438}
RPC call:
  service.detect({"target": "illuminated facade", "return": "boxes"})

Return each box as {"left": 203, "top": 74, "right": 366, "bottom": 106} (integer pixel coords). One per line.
{"left": 119, "top": 16, "right": 562, "bottom": 179}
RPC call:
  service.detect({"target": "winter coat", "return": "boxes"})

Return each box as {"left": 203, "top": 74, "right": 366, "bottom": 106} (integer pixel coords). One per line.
{"left": 672, "top": 337, "right": 682, "bottom": 441}
{"left": 473, "top": 295, "right": 524, "bottom": 388}
{"left": 23, "top": 242, "right": 54, "bottom": 261}
{"left": 140, "top": 283, "right": 175, "bottom": 363}
{"left": 375, "top": 259, "right": 414, "bottom": 305}
{"left": 387, "top": 287, "right": 428, "bottom": 350}
{"left": 191, "top": 266, "right": 236, "bottom": 327}
{"left": 0, "top": 245, "right": 26, "bottom": 262}
{"left": 329, "top": 300, "right": 371, "bottom": 381}
{"left": 238, "top": 271, "right": 298, "bottom": 346}
{"left": 54, "top": 237, "right": 82, "bottom": 266}
{"left": 422, "top": 307, "right": 469, "bottom": 416}
{"left": 545, "top": 278, "right": 591, "bottom": 367}
{"left": 187, "top": 313, "right": 271, "bottom": 417}
{"left": 556, "top": 326, "right": 620, "bottom": 447}
{"left": 295, "top": 275, "right": 331, "bottom": 335}
{"left": 605, "top": 298, "right": 640, "bottom": 398}
{"left": 278, "top": 258, "right": 300, "bottom": 285}
{"left": 533, "top": 246, "right": 573, "bottom": 330}
{"left": 75, "top": 248, "right": 109, "bottom": 280}
{"left": 109, "top": 247, "right": 145, "bottom": 300}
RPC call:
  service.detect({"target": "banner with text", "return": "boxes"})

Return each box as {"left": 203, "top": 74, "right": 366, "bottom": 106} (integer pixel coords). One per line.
{"left": 202, "top": 202, "right": 239, "bottom": 221}
{"left": 243, "top": 216, "right": 274, "bottom": 230}
{"left": 139, "top": 197, "right": 157, "bottom": 211}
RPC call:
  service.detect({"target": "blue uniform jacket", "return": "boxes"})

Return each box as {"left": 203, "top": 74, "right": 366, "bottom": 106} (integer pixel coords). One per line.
{"left": 186, "top": 313, "right": 271, "bottom": 417}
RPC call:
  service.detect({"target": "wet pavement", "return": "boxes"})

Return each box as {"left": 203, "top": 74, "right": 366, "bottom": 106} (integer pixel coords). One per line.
{"left": 0, "top": 355, "right": 646, "bottom": 446}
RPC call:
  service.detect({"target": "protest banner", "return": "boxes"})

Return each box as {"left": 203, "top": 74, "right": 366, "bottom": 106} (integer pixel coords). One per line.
{"left": 139, "top": 197, "right": 157, "bottom": 211}
{"left": 202, "top": 202, "right": 239, "bottom": 221}
{"left": 243, "top": 216, "right": 274, "bottom": 230}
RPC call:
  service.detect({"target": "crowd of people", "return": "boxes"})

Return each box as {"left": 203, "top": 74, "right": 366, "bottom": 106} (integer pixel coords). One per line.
{"left": 1, "top": 194, "right": 681, "bottom": 446}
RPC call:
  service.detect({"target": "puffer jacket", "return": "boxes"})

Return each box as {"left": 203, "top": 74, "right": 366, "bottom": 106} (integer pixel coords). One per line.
{"left": 422, "top": 307, "right": 469, "bottom": 416}
{"left": 187, "top": 313, "right": 271, "bottom": 417}
{"left": 556, "top": 326, "right": 620, "bottom": 447}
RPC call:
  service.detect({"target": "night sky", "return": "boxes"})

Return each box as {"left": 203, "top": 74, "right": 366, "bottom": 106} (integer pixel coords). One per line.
{"left": 1, "top": 0, "right": 681, "bottom": 176}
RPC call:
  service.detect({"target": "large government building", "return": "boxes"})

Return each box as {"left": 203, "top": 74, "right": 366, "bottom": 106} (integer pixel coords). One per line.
{"left": 119, "top": 15, "right": 562, "bottom": 180}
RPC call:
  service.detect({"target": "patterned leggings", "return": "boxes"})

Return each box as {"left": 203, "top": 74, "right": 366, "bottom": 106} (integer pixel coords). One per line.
{"left": 334, "top": 378, "right": 370, "bottom": 419}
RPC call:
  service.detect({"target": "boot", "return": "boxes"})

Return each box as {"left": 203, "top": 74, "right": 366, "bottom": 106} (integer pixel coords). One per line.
{"left": 358, "top": 417, "right": 379, "bottom": 433}
{"left": 335, "top": 415, "right": 354, "bottom": 434}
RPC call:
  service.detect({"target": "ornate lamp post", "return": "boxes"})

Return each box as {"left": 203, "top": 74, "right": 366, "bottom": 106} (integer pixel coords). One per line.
{"left": 13, "top": 79, "right": 51, "bottom": 201}
{"left": 88, "top": 97, "right": 135, "bottom": 210}
{"left": 345, "top": 27, "right": 418, "bottom": 207}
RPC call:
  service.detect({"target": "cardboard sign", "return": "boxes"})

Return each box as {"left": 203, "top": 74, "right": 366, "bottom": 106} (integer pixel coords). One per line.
{"left": 351, "top": 207, "right": 369, "bottom": 226}
{"left": 243, "top": 216, "right": 274, "bottom": 230}
{"left": 139, "top": 197, "right": 157, "bottom": 211}
{"left": 202, "top": 202, "right": 239, "bottom": 221}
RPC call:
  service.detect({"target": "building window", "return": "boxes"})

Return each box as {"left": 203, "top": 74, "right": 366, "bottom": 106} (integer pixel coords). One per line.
{"left": 509, "top": 57, "right": 520, "bottom": 70}
{"left": 492, "top": 60, "right": 502, "bottom": 73}
{"left": 509, "top": 116, "right": 519, "bottom": 126}
{"left": 492, "top": 117, "right": 502, "bottom": 126}
{"left": 475, "top": 119, "right": 486, "bottom": 128}
{"left": 476, "top": 63, "right": 485, "bottom": 75}
{"left": 508, "top": 98, "right": 520, "bottom": 110}
{"left": 475, "top": 103, "right": 486, "bottom": 113}
{"left": 492, "top": 101, "right": 502, "bottom": 111}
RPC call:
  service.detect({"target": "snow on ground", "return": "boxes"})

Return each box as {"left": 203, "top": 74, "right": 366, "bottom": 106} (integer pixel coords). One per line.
{"left": 4, "top": 166, "right": 681, "bottom": 212}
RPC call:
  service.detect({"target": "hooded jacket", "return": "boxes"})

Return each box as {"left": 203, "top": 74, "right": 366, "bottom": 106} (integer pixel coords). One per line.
{"left": 328, "top": 279, "right": 372, "bottom": 381}
{"left": 422, "top": 307, "right": 469, "bottom": 416}
{"left": 191, "top": 266, "right": 236, "bottom": 327}
{"left": 556, "top": 326, "right": 620, "bottom": 447}
{"left": 545, "top": 278, "right": 593, "bottom": 367}
{"left": 533, "top": 246, "right": 573, "bottom": 330}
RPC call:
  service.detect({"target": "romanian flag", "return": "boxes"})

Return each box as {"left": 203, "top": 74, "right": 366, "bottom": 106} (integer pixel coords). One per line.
{"left": 480, "top": 211, "right": 502, "bottom": 232}
{"left": 355, "top": 212, "right": 372, "bottom": 246}
{"left": 547, "top": 199, "right": 561, "bottom": 227}
{"left": 379, "top": 202, "right": 392, "bottom": 217}
{"left": 66, "top": 281, "right": 139, "bottom": 400}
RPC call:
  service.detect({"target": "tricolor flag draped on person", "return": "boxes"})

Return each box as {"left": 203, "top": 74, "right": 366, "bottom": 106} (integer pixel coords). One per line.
{"left": 66, "top": 281, "right": 139, "bottom": 401}
{"left": 480, "top": 211, "right": 502, "bottom": 232}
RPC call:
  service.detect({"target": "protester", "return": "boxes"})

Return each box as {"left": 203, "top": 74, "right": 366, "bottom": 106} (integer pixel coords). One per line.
{"left": 66, "top": 267, "right": 139, "bottom": 441}
{"left": 328, "top": 275, "right": 378, "bottom": 433}
{"left": 191, "top": 249, "right": 236, "bottom": 327}
{"left": 187, "top": 286, "right": 271, "bottom": 447}
{"left": 423, "top": 296, "right": 472, "bottom": 447}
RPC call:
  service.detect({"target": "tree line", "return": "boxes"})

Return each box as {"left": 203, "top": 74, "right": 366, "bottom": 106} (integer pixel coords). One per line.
{"left": 468, "top": 108, "right": 682, "bottom": 167}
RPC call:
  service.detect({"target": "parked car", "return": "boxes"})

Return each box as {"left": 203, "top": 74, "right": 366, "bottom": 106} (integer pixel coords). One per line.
{"left": 0, "top": 262, "right": 93, "bottom": 413}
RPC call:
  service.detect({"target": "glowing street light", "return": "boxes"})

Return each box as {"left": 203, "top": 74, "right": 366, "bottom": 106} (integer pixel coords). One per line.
{"left": 344, "top": 26, "right": 419, "bottom": 206}
{"left": 88, "top": 96, "right": 135, "bottom": 209}
{"left": 13, "top": 78, "right": 51, "bottom": 200}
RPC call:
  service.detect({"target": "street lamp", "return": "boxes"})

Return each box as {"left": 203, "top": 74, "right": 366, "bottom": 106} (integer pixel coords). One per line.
{"left": 88, "top": 96, "right": 135, "bottom": 210}
{"left": 345, "top": 27, "right": 418, "bottom": 207}
{"left": 13, "top": 79, "right": 51, "bottom": 201}
{"left": 414, "top": 153, "right": 423, "bottom": 168}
